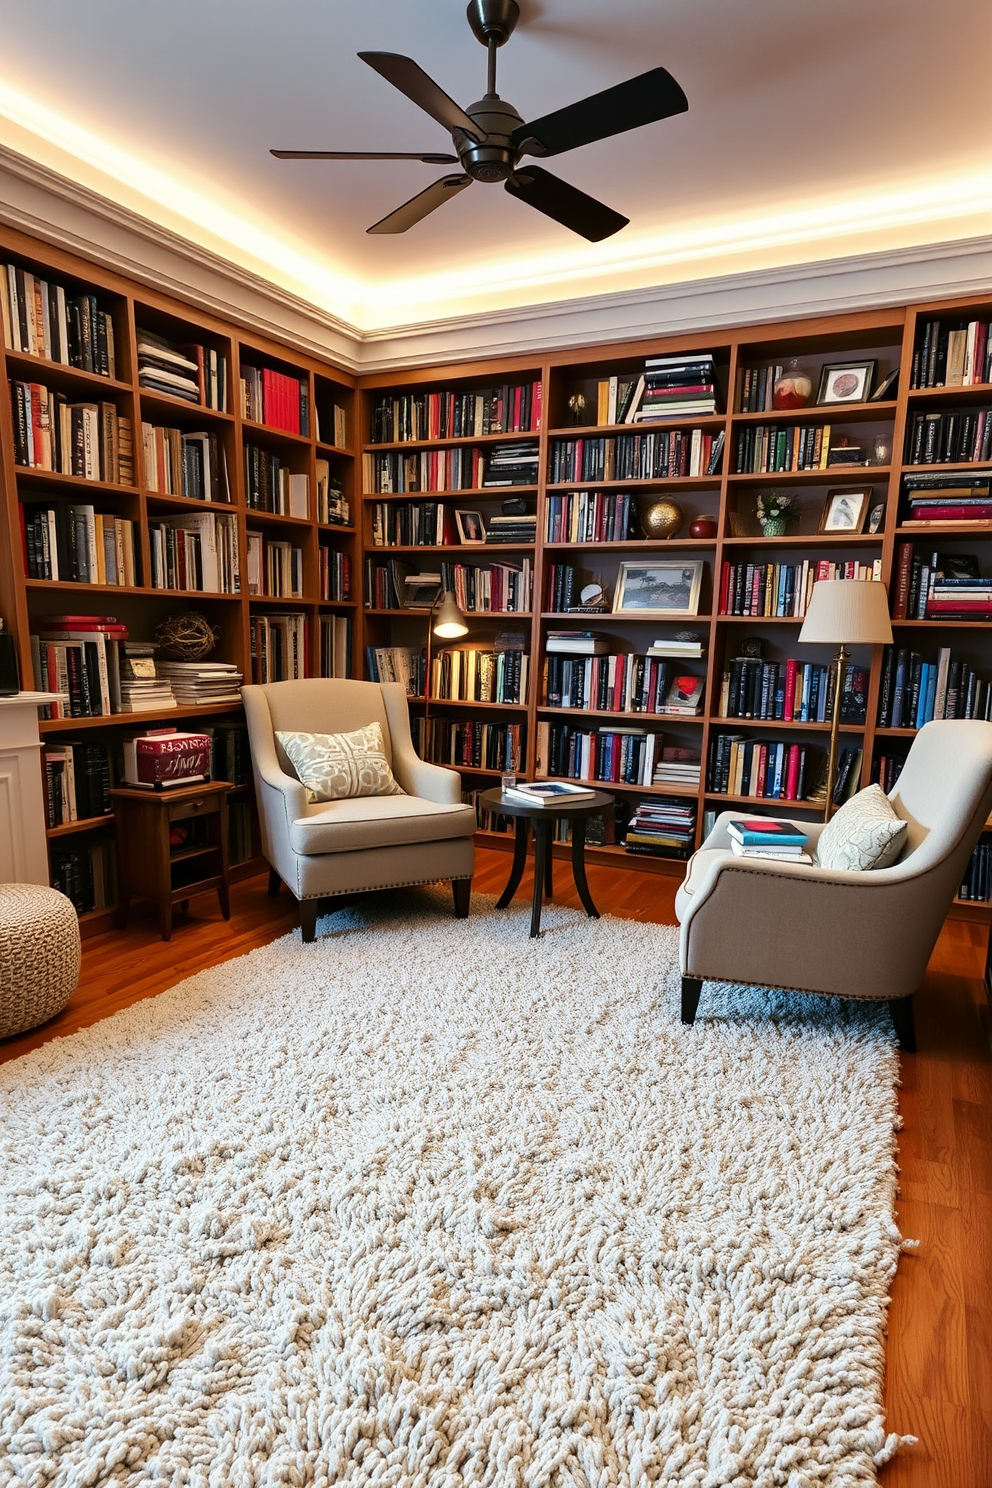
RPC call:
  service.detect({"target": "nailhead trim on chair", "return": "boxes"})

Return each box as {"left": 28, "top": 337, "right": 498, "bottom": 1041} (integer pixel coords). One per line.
{"left": 300, "top": 874, "right": 473, "bottom": 900}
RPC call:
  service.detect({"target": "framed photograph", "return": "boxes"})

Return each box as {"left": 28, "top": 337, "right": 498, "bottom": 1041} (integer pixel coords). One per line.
{"left": 867, "top": 502, "right": 886, "bottom": 534}
{"left": 612, "top": 560, "right": 703, "bottom": 616}
{"left": 455, "top": 510, "right": 486, "bottom": 545}
{"left": 817, "top": 359, "right": 876, "bottom": 405}
{"left": 819, "top": 488, "right": 870, "bottom": 533}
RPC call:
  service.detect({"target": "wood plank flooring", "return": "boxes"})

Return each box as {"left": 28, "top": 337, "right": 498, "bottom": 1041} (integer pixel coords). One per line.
{"left": 2, "top": 849, "right": 989, "bottom": 1485}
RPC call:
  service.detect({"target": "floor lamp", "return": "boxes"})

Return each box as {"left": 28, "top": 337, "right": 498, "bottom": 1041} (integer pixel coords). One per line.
{"left": 799, "top": 579, "right": 893, "bottom": 821}
{"left": 422, "top": 590, "right": 468, "bottom": 751}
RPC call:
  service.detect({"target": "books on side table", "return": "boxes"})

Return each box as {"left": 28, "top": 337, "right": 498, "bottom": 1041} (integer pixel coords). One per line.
{"left": 727, "top": 818, "right": 813, "bottom": 864}
{"left": 502, "top": 781, "right": 597, "bottom": 806}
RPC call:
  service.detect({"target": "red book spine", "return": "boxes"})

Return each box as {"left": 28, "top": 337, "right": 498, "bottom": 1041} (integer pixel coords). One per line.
{"left": 532, "top": 379, "right": 542, "bottom": 432}
{"left": 785, "top": 744, "right": 800, "bottom": 800}
{"left": 755, "top": 743, "right": 768, "bottom": 798}
{"left": 913, "top": 504, "right": 992, "bottom": 519}
{"left": 783, "top": 658, "right": 798, "bottom": 721}
{"left": 719, "top": 561, "right": 732, "bottom": 614}
{"left": 750, "top": 566, "right": 762, "bottom": 616}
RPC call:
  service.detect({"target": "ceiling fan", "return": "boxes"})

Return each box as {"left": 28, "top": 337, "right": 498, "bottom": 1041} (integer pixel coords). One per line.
{"left": 270, "top": 0, "right": 688, "bottom": 242}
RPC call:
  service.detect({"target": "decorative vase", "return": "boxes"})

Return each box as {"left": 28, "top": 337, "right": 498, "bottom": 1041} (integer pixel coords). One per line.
{"left": 689, "top": 516, "right": 718, "bottom": 539}
{"left": 772, "top": 358, "right": 813, "bottom": 410}
{"left": 641, "top": 498, "right": 683, "bottom": 539}
{"left": 760, "top": 516, "right": 789, "bottom": 537}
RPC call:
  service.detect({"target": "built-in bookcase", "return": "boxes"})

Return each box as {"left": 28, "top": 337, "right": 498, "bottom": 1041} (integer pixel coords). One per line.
{"left": 0, "top": 226, "right": 357, "bottom": 933}
{"left": 2, "top": 224, "right": 989, "bottom": 923}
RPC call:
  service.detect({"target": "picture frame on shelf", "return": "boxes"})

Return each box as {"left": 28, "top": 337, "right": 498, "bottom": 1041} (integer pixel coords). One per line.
{"left": 819, "top": 488, "right": 870, "bottom": 533}
{"left": 612, "top": 560, "right": 703, "bottom": 616}
{"left": 817, "top": 360, "right": 876, "bottom": 405}
{"left": 867, "top": 502, "right": 886, "bottom": 534}
{"left": 455, "top": 510, "right": 486, "bottom": 545}
{"left": 869, "top": 368, "right": 899, "bottom": 402}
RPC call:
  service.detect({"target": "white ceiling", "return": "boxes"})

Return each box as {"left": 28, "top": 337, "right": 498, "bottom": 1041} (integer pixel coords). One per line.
{"left": 0, "top": 0, "right": 989, "bottom": 331}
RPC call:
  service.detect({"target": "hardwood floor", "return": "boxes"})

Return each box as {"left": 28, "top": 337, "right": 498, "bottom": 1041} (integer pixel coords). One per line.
{"left": 2, "top": 848, "right": 989, "bottom": 1485}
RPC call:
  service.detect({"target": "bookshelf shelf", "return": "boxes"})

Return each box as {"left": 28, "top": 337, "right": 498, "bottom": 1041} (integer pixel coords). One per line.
{"left": 245, "top": 509, "right": 313, "bottom": 528}
{"left": 547, "top": 416, "right": 727, "bottom": 437}
{"left": 15, "top": 468, "right": 140, "bottom": 495}
{"left": 538, "top": 705, "right": 703, "bottom": 723}
{"left": 727, "top": 467, "right": 891, "bottom": 483}
{"left": 703, "top": 791, "right": 824, "bottom": 808}
{"left": 541, "top": 611, "right": 713, "bottom": 622}
{"left": 544, "top": 539, "right": 715, "bottom": 553}
{"left": 364, "top": 430, "right": 537, "bottom": 453}
{"left": 38, "top": 703, "right": 245, "bottom": 732}
{"left": 47, "top": 815, "right": 115, "bottom": 838}
{"left": 710, "top": 718, "right": 866, "bottom": 733}
{"left": 732, "top": 402, "right": 898, "bottom": 425}
{"left": 241, "top": 418, "right": 312, "bottom": 446}
{"left": 907, "top": 383, "right": 992, "bottom": 402}
{"left": 546, "top": 477, "right": 719, "bottom": 492}
{"left": 139, "top": 390, "right": 234, "bottom": 423}
{"left": 721, "top": 533, "right": 883, "bottom": 547}
{"left": 5, "top": 352, "right": 133, "bottom": 395}
{"left": 145, "top": 492, "right": 234, "bottom": 513}
{"left": 410, "top": 698, "right": 528, "bottom": 713}
{"left": 890, "top": 618, "right": 991, "bottom": 628}
{"left": 364, "top": 487, "right": 540, "bottom": 500}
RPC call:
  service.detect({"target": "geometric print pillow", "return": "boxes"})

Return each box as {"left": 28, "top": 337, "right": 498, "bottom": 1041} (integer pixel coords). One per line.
{"left": 815, "top": 782, "right": 907, "bottom": 872}
{"left": 275, "top": 722, "right": 404, "bottom": 803}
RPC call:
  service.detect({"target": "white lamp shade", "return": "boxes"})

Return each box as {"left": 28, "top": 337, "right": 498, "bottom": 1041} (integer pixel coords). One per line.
{"left": 798, "top": 579, "right": 893, "bottom": 646}
{"left": 433, "top": 591, "right": 469, "bottom": 639}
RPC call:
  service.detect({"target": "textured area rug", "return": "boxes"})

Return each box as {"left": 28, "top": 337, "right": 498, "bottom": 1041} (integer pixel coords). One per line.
{"left": 0, "top": 891, "right": 909, "bottom": 1487}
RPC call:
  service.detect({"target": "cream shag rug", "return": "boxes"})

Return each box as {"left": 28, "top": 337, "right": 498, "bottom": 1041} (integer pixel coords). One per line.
{"left": 0, "top": 891, "right": 911, "bottom": 1488}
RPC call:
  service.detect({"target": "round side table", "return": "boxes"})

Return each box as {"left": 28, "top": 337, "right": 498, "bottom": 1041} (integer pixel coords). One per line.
{"left": 479, "top": 787, "right": 614, "bottom": 938}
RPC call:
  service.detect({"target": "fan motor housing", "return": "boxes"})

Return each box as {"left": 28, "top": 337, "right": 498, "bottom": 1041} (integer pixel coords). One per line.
{"left": 457, "top": 95, "right": 523, "bottom": 182}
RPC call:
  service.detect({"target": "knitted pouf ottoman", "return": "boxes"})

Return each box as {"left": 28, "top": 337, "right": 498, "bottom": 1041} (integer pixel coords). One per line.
{"left": 0, "top": 884, "right": 81, "bottom": 1038}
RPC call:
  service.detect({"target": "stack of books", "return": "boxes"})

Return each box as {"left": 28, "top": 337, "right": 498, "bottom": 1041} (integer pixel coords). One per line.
{"left": 482, "top": 441, "right": 539, "bottom": 487}
{"left": 624, "top": 797, "right": 696, "bottom": 857}
{"left": 546, "top": 631, "right": 610, "bottom": 656}
{"left": 901, "top": 473, "right": 992, "bottom": 527}
{"left": 118, "top": 643, "right": 176, "bottom": 714}
{"left": 647, "top": 635, "right": 704, "bottom": 659}
{"left": 485, "top": 512, "right": 538, "bottom": 545}
{"left": 155, "top": 661, "right": 243, "bottom": 706}
{"left": 502, "top": 780, "right": 595, "bottom": 806}
{"left": 727, "top": 818, "right": 812, "bottom": 863}
{"left": 630, "top": 352, "right": 718, "bottom": 422}
{"left": 653, "top": 748, "right": 701, "bottom": 788}
{"left": 136, "top": 333, "right": 202, "bottom": 404}
{"left": 927, "top": 561, "right": 992, "bottom": 620}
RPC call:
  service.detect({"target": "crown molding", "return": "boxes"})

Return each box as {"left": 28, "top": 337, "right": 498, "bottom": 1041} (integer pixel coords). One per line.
{"left": 0, "top": 142, "right": 989, "bottom": 376}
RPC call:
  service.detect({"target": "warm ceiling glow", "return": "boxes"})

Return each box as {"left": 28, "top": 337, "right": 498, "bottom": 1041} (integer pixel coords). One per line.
{"left": 1, "top": 79, "right": 989, "bottom": 333}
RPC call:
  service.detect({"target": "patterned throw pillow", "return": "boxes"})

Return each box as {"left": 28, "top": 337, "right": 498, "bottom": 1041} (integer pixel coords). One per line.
{"left": 275, "top": 723, "right": 403, "bottom": 803}
{"left": 816, "top": 783, "right": 907, "bottom": 872}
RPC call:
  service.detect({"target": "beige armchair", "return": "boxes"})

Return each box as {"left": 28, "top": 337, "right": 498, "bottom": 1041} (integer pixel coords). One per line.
{"left": 242, "top": 678, "right": 475, "bottom": 941}
{"left": 675, "top": 719, "right": 992, "bottom": 1050}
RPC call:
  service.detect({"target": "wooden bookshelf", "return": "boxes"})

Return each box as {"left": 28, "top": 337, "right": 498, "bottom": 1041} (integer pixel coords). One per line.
{"left": 3, "top": 227, "right": 990, "bottom": 921}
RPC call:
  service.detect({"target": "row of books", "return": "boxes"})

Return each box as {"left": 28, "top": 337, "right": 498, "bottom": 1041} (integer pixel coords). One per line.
{"left": 244, "top": 445, "right": 309, "bottom": 516}
{"left": 228, "top": 801, "right": 255, "bottom": 867}
{"left": 136, "top": 331, "right": 227, "bottom": 410}
{"left": 431, "top": 647, "right": 528, "bottom": 706}
{"left": 906, "top": 408, "right": 992, "bottom": 466}
{"left": 958, "top": 837, "right": 992, "bottom": 903}
{"left": 624, "top": 797, "right": 696, "bottom": 858}
{"left": 912, "top": 317, "right": 992, "bottom": 390}
{"left": 545, "top": 490, "right": 639, "bottom": 544}
{"left": 718, "top": 658, "right": 868, "bottom": 723}
{"left": 141, "top": 425, "right": 229, "bottom": 501}
{"left": 535, "top": 722, "right": 661, "bottom": 787}
{"left": 316, "top": 461, "right": 349, "bottom": 526}
{"left": 708, "top": 734, "right": 815, "bottom": 801}
{"left": 319, "top": 546, "right": 351, "bottom": 602}
{"left": 369, "top": 382, "right": 541, "bottom": 443}
{"left": 364, "top": 447, "right": 483, "bottom": 495}
{"left": 877, "top": 646, "right": 992, "bottom": 729}
{"left": 246, "top": 533, "right": 303, "bottom": 598}
{"left": 43, "top": 740, "right": 113, "bottom": 827}
{"left": 368, "top": 500, "right": 458, "bottom": 548}
{"left": 365, "top": 646, "right": 424, "bottom": 695}
{"left": 240, "top": 365, "right": 309, "bottom": 435}
{"left": 543, "top": 654, "right": 698, "bottom": 716}
{"left": 249, "top": 612, "right": 306, "bottom": 683}
{"left": 900, "top": 472, "right": 991, "bottom": 529}
{"left": 719, "top": 559, "right": 882, "bottom": 618}
{"left": 319, "top": 614, "right": 351, "bottom": 679}
{"left": 315, "top": 402, "right": 348, "bottom": 450}
{"left": 733, "top": 423, "right": 845, "bottom": 475}
{"left": 149, "top": 512, "right": 240, "bottom": 594}
{"left": 549, "top": 428, "right": 722, "bottom": 484}
{"left": 872, "top": 753, "right": 904, "bottom": 793}
{"left": 33, "top": 620, "right": 157, "bottom": 719}
{"left": 10, "top": 382, "right": 134, "bottom": 483}
{"left": 441, "top": 558, "right": 532, "bottom": 614}
{"left": 893, "top": 544, "right": 992, "bottom": 620}
{"left": 51, "top": 841, "right": 115, "bottom": 916}
{"left": 2, "top": 264, "right": 116, "bottom": 376}
{"left": 465, "top": 788, "right": 513, "bottom": 835}
{"left": 411, "top": 718, "right": 522, "bottom": 772}
{"left": 22, "top": 502, "right": 137, "bottom": 585}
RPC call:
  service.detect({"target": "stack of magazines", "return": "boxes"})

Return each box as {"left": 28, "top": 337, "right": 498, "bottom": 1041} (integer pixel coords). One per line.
{"left": 727, "top": 818, "right": 812, "bottom": 863}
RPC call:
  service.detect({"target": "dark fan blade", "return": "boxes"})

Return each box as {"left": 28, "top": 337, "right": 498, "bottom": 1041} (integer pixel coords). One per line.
{"left": 505, "top": 166, "right": 628, "bottom": 242}
{"left": 511, "top": 65, "right": 687, "bottom": 158}
{"left": 358, "top": 53, "right": 485, "bottom": 141}
{"left": 271, "top": 150, "right": 459, "bottom": 163}
{"left": 367, "top": 174, "right": 472, "bottom": 234}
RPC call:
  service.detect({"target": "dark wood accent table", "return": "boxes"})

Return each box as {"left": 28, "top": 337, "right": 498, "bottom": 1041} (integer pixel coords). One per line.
{"left": 110, "top": 781, "right": 233, "bottom": 940}
{"left": 480, "top": 787, "right": 614, "bottom": 938}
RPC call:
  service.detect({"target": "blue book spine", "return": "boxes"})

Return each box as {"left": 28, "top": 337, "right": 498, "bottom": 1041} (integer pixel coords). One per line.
{"left": 923, "top": 663, "right": 938, "bottom": 725}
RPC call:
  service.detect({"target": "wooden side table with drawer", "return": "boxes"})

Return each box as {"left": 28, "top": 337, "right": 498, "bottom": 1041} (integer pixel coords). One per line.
{"left": 110, "top": 781, "right": 233, "bottom": 940}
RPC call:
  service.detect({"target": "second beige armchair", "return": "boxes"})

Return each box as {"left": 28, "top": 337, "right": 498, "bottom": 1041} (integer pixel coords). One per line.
{"left": 242, "top": 678, "right": 476, "bottom": 941}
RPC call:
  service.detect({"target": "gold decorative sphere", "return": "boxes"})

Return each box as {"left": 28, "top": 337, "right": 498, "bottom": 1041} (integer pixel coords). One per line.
{"left": 641, "top": 498, "right": 684, "bottom": 540}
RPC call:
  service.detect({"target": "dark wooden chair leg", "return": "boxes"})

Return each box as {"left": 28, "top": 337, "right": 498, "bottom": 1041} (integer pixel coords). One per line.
{"left": 299, "top": 899, "right": 319, "bottom": 944}
{"left": 452, "top": 878, "right": 471, "bottom": 918}
{"left": 888, "top": 994, "right": 916, "bottom": 1053}
{"left": 267, "top": 867, "right": 281, "bottom": 897}
{"left": 681, "top": 975, "right": 703, "bottom": 1025}
{"left": 496, "top": 818, "right": 529, "bottom": 909}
